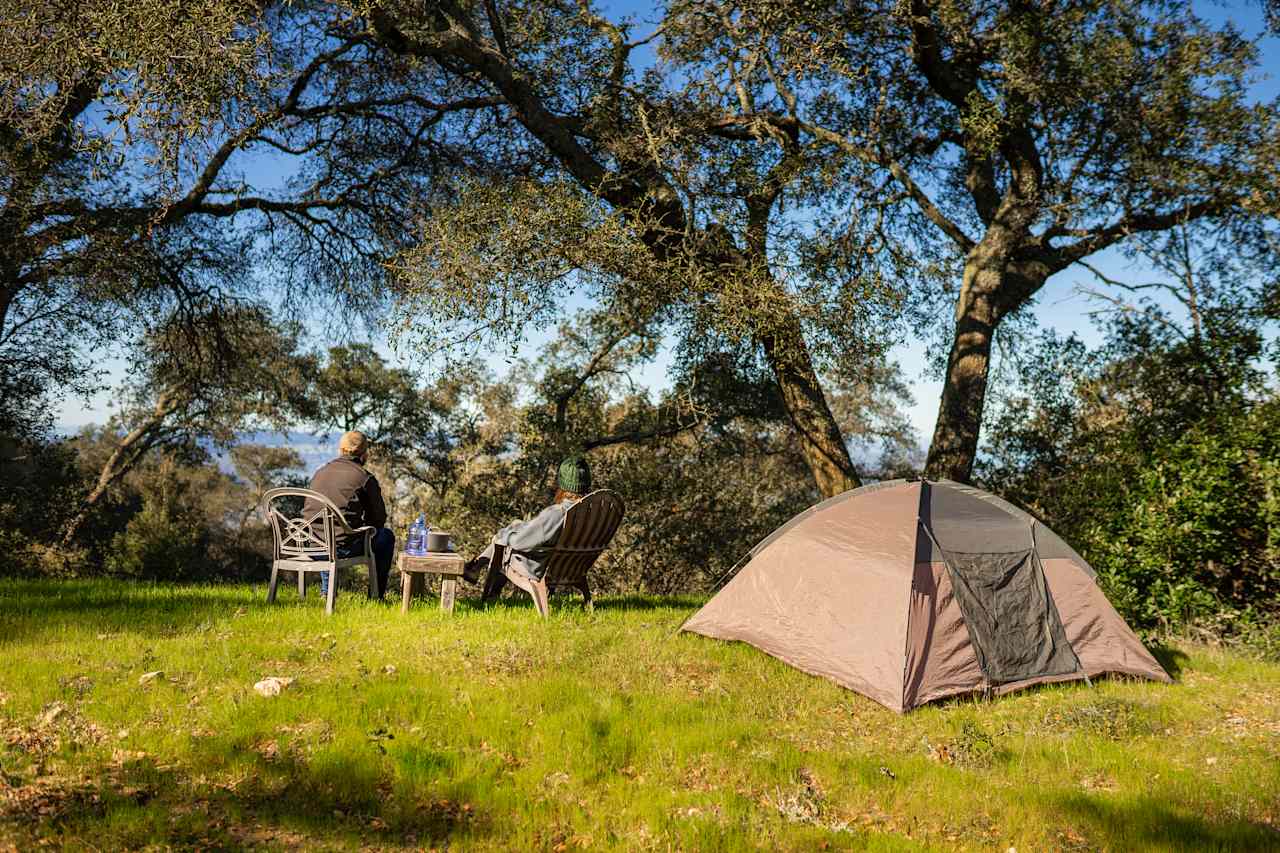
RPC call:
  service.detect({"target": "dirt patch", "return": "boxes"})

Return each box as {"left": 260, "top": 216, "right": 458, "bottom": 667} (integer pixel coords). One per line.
{"left": 0, "top": 774, "right": 104, "bottom": 823}
{"left": 2, "top": 702, "right": 106, "bottom": 760}
{"left": 763, "top": 767, "right": 860, "bottom": 835}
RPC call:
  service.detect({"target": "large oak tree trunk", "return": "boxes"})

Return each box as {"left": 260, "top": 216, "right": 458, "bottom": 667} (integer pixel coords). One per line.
{"left": 760, "top": 319, "right": 861, "bottom": 497}
{"left": 0, "top": 251, "right": 20, "bottom": 336}
{"left": 925, "top": 240, "right": 1053, "bottom": 482}
{"left": 924, "top": 258, "right": 1002, "bottom": 484}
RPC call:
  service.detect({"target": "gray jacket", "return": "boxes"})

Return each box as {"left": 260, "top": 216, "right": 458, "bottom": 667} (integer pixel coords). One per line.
{"left": 496, "top": 497, "right": 577, "bottom": 580}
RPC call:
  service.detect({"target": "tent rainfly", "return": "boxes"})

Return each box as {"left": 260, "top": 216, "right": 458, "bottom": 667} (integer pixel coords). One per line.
{"left": 682, "top": 479, "right": 1170, "bottom": 712}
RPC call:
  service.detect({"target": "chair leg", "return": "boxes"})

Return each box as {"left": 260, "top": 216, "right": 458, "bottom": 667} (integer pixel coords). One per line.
{"left": 267, "top": 564, "right": 280, "bottom": 604}
{"left": 325, "top": 567, "right": 337, "bottom": 615}
{"left": 529, "top": 578, "right": 550, "bottom": 618}
{"left": 502, "top": 566, "right": 548, "bottom": 617}
{"left": 577, "top": 581, "right": 593, "bottom": 613}
{"left": 298, "top": 570, "right": 306, "bottom": 599}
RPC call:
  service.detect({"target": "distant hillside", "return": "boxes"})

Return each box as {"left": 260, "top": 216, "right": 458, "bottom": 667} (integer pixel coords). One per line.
{"left": 230, "top": 430, "right": 337, "bottom": 473}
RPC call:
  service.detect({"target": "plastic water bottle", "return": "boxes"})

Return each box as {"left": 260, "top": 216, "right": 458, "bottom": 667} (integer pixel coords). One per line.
{"left": 407, "top": 513, "right": 426, "bottom": 556}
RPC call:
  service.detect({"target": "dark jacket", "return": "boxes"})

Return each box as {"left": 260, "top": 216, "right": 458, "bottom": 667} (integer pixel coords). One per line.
{"left": 305, "top": 455, "right": 387, "bottom": 546}
{"left": 496, "top": 497, "right": 577, "bottom": 579}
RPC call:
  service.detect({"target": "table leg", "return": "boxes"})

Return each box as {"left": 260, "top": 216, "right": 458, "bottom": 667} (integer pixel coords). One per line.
{"left": 440, "top": 577, "right": 456, "bottom": 614}
{"left": 401, "top": 570, "right": 412, "bottom": 614}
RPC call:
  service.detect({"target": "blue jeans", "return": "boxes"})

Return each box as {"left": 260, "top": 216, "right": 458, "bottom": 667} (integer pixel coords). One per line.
{"left": 317, "top": 528, "right": 395, "bottom": 599}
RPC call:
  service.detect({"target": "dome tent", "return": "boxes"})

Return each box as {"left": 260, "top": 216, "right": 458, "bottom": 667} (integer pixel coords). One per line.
{"left": 682, "top": 479, "right": 1169, "bottom": 712}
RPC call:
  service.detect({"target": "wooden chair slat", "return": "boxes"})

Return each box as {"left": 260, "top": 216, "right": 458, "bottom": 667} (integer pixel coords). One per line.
{"left": 502, "top": 490, "right": 624, "bottom": 615}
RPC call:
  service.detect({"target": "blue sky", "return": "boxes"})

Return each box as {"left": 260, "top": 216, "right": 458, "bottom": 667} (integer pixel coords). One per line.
{"left": 55, "top": 2, "right": 1279, "bottom": 452}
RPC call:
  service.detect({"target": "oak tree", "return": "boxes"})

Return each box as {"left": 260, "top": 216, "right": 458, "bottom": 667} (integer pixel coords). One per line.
{"left": 713, "top": 0, "right": 1279, "bottom": 479}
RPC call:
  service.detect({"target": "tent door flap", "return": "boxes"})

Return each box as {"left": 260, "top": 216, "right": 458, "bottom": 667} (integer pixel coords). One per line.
{"left": 937, "top": 545, "right": 1081, "bottom": 685}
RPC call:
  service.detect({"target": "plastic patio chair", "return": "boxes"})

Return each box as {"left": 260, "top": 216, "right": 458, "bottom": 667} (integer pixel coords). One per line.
{"left": 263, "top": 487, "right": 374, "bottom": 615}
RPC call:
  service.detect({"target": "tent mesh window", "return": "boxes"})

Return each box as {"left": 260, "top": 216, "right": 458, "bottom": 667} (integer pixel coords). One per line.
{"left": 918, "top": 482, "right": 1082, "bottom": 686}
{"left": 938, "top": 546, "right": 1081, "bottom": 685}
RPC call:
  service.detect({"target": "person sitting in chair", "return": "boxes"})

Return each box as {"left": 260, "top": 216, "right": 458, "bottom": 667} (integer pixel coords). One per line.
{"left": 305, "top": 430, "right": 394, "bottom": 600}
{"left": 464, "top": 455, "right": 592, "bottom": 601}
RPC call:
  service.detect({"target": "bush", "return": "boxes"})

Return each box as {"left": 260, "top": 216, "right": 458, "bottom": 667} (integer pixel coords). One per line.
{"left": 980, "top": 304, "right": 1280, "bottom": 646}
{"left": 1083, "top": 400, "right": 1280, "bottom": 630}
{"left": 104, "top": 501, "right": 209, "bottom": 581}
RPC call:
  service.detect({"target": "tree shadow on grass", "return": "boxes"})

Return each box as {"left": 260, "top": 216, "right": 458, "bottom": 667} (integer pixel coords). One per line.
{"left": 0, "top": 578, "right": 349, "bottom": 646}
{"left": 591, "top": 594, "right": 706, "bottom": 613}
{"left": 923, "top": 667, "right": 1176, "bottom": 714}
{"left": 452, "top": 591, "right": 705, "bottom": 616}
{"left": 0, "top": 745, "right": 491, "bottom": 849}
{"left": 0, "top": 577, "right": 705, "bottom": 645}
{"left": 1046, "top": 791, "right": 1279, "bottom": 851}
{"left": 1147, "top": 644, "right": 1190, "bottom": 681}
{"left": 0, "top": 580, "right": 253, "bottom": 645}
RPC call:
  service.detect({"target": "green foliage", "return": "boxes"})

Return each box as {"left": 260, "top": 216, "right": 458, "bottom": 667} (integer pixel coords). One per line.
{"left": 1084, "top": 400, "right": 1280, "bottom": 631}
{"left": 981, "top": 294, "right": 1279, "bottom": 642}
{"left": 104, "top": 501, "right": 207, "bottom": 582}
{"left": 0, "top": 435, "right": 84, "bottom": 543}
{"left": 34, "top": 435, "right": 274, "bottom": 583}
{"left": 0, "top": 434, "right": 87, "bottom": 577}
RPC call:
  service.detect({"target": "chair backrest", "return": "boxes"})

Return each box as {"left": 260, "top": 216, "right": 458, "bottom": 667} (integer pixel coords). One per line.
{"left": 541, "top": 490, "right": 626, "bottom": 586}
{"left": 262, "top": 487, "right": 357, "bottom": 561}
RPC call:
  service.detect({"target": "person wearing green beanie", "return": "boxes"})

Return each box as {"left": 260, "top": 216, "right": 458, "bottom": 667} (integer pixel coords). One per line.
{"left": 463, "top": 455, "right": 594, "bottom": 600}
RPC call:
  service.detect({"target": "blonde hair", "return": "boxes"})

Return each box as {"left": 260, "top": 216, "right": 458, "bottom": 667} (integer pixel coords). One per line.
{"left": 553, "top": 488, "right": 583, "bottom": 504}
{"left": 338, "top": 430, "right": 369, "bottom": 458}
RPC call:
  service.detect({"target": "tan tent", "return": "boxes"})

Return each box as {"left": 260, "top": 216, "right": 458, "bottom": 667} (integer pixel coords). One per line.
{"left": 682, "top": 479, "right": 1170, "bottom": 712}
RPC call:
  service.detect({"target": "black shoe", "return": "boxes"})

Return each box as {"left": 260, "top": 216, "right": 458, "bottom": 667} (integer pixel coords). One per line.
{"left": 463, "top": 557, "right": 486, "bottom": 584}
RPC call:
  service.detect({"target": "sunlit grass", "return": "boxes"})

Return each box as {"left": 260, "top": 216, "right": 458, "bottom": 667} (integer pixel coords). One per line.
{"left": 1, "top": 579, "right": 1277, "bottom": 850}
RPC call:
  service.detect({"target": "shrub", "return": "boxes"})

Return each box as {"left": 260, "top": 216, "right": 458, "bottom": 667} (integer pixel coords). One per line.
{"left": 980, "top": 304, "right": 1280, "bottom": 645}
{"left": 104, "top": 501, "right": 209, "bottom": 581}
{"left": 1081, "top": 399, "right": 1280, "bottom": 630}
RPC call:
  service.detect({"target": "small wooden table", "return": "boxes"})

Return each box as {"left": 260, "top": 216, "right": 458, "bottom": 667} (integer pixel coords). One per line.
{"left": 398, "top": 552, "right": 466, "bottom": 614}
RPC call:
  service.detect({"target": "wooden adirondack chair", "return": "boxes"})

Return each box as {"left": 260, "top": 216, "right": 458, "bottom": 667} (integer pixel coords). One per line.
{"left": 263, "top": 487, "right": 374, "bottom": 615}
{"left": 493, "top": 489, "right": 625, "bottom": 617}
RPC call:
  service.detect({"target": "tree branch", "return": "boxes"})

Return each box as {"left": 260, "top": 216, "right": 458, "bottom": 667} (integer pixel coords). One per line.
{"left": 800, "top": 120, "right": 976, "bottom": 252}
{"left": 1050, "top": 199, "right": 1232, "bottom": 271}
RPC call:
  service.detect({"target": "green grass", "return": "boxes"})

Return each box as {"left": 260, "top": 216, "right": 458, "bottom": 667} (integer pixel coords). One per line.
{"left": 1, "top": 579, "right": 1278, "bottom": 851}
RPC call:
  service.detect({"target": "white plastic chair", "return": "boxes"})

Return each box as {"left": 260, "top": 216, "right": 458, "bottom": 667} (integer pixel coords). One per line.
{"left": 263, "top": 487, "right": 374, "bottom": 615}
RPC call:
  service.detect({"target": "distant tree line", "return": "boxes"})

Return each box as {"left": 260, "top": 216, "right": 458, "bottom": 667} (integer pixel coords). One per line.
{"left": 0, "top": 320, "right": 918, "bottom": 590}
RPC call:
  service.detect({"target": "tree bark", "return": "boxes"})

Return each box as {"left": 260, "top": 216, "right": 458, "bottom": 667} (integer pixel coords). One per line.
{"left": 0, "top": 281, "right": 15, "bottom": 340}
{"left": 923, "top": 249, "right": 1004, "bottom": 483}
{"left": 924, "top": 243, "right": 1050, "bottom": 483}
{"left": 760, "top": 318, "right": 861, "bottom": 497}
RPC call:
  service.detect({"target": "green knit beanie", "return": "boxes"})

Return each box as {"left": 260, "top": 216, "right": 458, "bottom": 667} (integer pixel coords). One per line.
{"left": 557, "top": 455, "right": 592, "bottom": 494}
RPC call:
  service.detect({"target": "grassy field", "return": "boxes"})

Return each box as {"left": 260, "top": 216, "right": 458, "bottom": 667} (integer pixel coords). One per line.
{"left": 0, "top": 579, "right": 1277, "bottom": 851}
